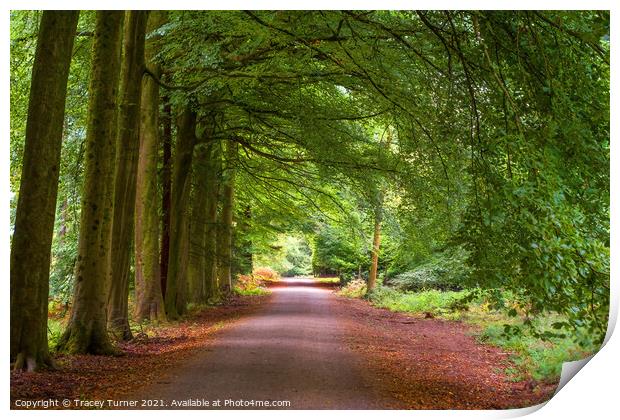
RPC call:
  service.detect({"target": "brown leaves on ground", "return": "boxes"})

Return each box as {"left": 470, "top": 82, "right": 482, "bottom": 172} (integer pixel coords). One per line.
{"left": 13, "top": 290, "right": 559, "bottom": 410}
{"left": 334, "top": 294, "right": 559, "bottom": 409}
{"left": 10, "top": 295, "right": 269, "bottom": 409}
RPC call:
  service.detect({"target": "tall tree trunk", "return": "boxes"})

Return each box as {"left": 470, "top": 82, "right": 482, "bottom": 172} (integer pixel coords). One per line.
{"left": 204, "top": 142, "right": 221, "bottom": 301}
{"left": 135, "top": 11, "right": 166, "bottom": 322}
{"left": 10, "top": 11, "right": 79, "bottom": 371}
{"left": 108, "top": 11, "right": 149, "bottom": 340}
{"left": 218, "top": 141, "right": 237, "bottom": 293}
{"left": 160, "top": 97, "right": 172, "bottom": 299}
{"left": 367, "top": 128, "right": 392, "bottom": 292}
{"left": 164, "top": 106, "right": 196, "bottom": 318}
{"left": 56, "top": 11, "right": 123, "bottom": 356}
{"left": 367, "top": 196, "right": 383, "bottom": 292}
{"left": 187, "top": 145, "right": 211, "bottom": 304}
{"left": 245, "top": 206, "right": 253, "bottom": 273}
{"left": 237, "top": 205, "right": 253, "bottom": 275}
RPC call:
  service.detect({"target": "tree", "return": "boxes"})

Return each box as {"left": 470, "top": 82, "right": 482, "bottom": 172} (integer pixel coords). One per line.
{"left": 204, "top": 140, "right": 222, "bottom": 300}
{"left": 107, "top": 11, "right": 149, "bottom": 340}
{"left": 57, "top": 11, "right": 124, "bottom": 355}
{"left": 164, "top": 105, "right": 197, "bottom": 318}
{"left": 368, "top": 127, "right": 393, "bottom": 291}
{"left": 135, "top": 11, "right": 166, "bottom": 321}
{"left": 187, "top": 144, "right": 209, "bottom": 304}
{"left": 10, "top": 10, "right": 79, "bottom": 371}
{"left": 217, "top": 141, "right": 237, "bottom": 292}
{"left": 160, "top": 96, "right": 173, "bottom": 299}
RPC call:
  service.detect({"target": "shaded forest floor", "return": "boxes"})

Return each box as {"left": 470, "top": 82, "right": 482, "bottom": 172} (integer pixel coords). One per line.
{"left": 333, "top": 294, "right": 559, "bottom": 409}
{"left": 10, "top": 294, "right": 269, "bottom": 409}
{"left": 11, "top": 281, "right": 558, "bottom": 409}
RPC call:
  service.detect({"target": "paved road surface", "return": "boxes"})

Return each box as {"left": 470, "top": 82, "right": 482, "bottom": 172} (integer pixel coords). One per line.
{"left": 131, "top": 278, "right": 393, "bottom": 409}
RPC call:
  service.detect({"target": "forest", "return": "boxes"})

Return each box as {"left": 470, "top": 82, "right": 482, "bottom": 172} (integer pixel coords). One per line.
{"left": 9, "top": 10, "right": 609, "bottom": 409}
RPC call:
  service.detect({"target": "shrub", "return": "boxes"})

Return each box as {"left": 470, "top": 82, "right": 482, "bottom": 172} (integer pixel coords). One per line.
{"left": 338, "top": 278, "right": 367, "bottom": 298}
{"left": 369, "top": 287, "right": 469, "bottom": 316}
{"left": 233, "top": 286, "right": 270, "bottom": 296}
{"left": 476, "top": 319, "right": 595, "bottom": 381}
{"left": 390, "top": 268, "right": 460, "bottom": 292}
{"left": 367, "top": 285, "right": 400, "bottom": 303}
{"left": 236, "top": 274, "right": 262, "bottom": 290}
{"left": 233, "top": 274, "right": 270, "bottom": 296}
{"left": 252, "top": 266, "right": 280, "bottom": 282}
{"left": 388, "top": 247, "right": 471, "bottom": 292}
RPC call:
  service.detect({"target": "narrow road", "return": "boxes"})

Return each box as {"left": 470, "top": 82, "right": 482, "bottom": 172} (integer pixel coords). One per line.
{"left": 129, "top": 278, "right": 554, "bottom": 410}
{"left": 132, "top": 278, "right": 397, "bottom": 409}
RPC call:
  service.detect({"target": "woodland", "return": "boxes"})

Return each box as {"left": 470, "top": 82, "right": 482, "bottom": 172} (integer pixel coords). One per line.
{"left": 9, "top": 8, "right": 609, "bottom": 388}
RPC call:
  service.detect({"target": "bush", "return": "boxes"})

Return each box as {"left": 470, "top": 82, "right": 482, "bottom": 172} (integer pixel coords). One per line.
{"left": 252, "top": 267, "right": 280, "bottom": 282}
{"left": 233, "top": 286, "right": 270, "bottom": 296}
{"left": 477, "top": 319, "right": 595, "bottom": 381}
{"left": 367, "top": 285, "right": 400, "bottom": 303}
{"left": 338, "top": 278, "right": 367, "bottom": 298}
{"left": 388, "top": 247, "right": 470, "bottom": 292}
{"left": 233, "top": 274, "right": 270, "bottom": 296}
{"left": 390, "top": 268, "right": 461, "bottom": 292}
{"left": 369, "top": 287, "right": 469, "bottom": 316}
{"left": 236, "top": 274, "right": 262, "bottom": 289}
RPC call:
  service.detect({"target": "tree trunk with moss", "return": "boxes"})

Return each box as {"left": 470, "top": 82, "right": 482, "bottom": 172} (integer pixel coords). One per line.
{"left": 367, "top": 196, "right": 383, "bottom": 292}
{"left": 108, "top": 11, "right": 149, "bottom": 340}
{"left": 367, "top": 128, "right": 392, "bottom": 292}
{"left": 56, "top": 11, "right": 123, "bottom": 356}
{"left": 204, "top": 142, "right": 221, "bottom": 301}
{"left": 233, "top": 205, "right": 253, "bottom": 276}
{"left": 187, "top": 145, "right": 211, "bottom": 304}
{"left": 10, "top": 11, "right": 79, "bottom": 371}
{"left": 164, "top": 106, "right": 196, "bottom": 318}
{"left": 135, "top": 11, "right": 166, "bottom": 322}
{"left": 217, "top": 141, "right": 237, "bottom": 293}
{"left": 160, "top": 98, "right": 173, "bottom": 298}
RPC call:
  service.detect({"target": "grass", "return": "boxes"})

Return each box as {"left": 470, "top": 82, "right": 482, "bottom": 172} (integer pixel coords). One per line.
{"left": 472, "top": 312, "right": 595, "bottom": 381}
{"left": 366, "top": 286, "right": 599, "bottom": 383}
{"left": 233, "top": 285, "right": 271, "bottom": 296}
{"left": 370, "top": 287, "right": 468, "bottom": 317}
{"left": 314, "top": 277, "right": 341, "bottom": 284}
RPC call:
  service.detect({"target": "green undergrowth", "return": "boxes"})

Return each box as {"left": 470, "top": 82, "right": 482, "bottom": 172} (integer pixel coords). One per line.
{"left": 47, "top": 317, "right": 66, "bottom": 350}
{"left": 361, "top": 285, "right": 600, "bottom": 382}
{"left": 314, "top": 277, "right": 340, "bottom": 284}
{"left": 337, "top": 278, "right": 367, "bottom": 297}
{"left": 47, "top": 295, "right": 234, "bottom": 349}
{"left": 232, "top": 285, "right": 271, "bottom": 296}
{"left": 234, "top": 273, "right": 273, "bottom": 296}
{"left": 475, "top": 318, "right": 593, "bottom": 381}
{"left": 369, "top": 286, "right": 469, "bottom": 317}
